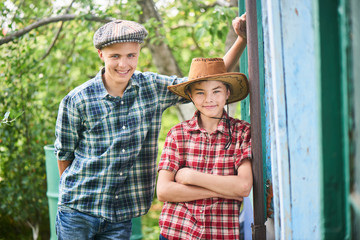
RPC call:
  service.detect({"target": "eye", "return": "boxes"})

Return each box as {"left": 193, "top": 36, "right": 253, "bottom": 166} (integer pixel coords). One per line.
{"left": 111, "top": 54, "right": 119, "bottom": 59}
{"left": 128, "top": 53, "right": 136, "bottom": 58}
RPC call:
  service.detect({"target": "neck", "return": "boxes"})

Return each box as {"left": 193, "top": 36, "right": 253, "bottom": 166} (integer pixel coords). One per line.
{"left": 198, "top": 113, "right": 222, "bottom": 134}
{"left": 102, "top": 73, "right": 128, "bottom": 97}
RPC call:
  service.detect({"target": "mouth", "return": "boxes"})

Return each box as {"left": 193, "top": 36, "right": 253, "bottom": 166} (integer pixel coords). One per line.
{"left": 203, "top": 105, "right": 217, "bottom": 110}
{"left": 115, "top": 69, "right": 130, "bottom": 76}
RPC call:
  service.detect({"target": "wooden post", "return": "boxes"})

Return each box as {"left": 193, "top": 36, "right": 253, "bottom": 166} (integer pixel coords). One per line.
{"left": 245, "top": 0, "right": 267, "bottom": 239}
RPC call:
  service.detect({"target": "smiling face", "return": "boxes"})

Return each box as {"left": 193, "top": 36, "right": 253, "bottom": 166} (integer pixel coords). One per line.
{"left": 188, "top": 80, "right": 230, "bottom": 120}
{"left": 98, "top": 42, "right": 140, "bottom": 96}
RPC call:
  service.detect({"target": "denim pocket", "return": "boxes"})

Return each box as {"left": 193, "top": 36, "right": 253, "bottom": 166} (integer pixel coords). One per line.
{"left": 56, "top": 206, "right": 95, "bottom": 240}
{"left": 58, "top": 205, "right": 77, "bottom": 214}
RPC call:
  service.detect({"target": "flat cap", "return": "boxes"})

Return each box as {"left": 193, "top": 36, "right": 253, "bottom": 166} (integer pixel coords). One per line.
{"left": 93, "top": 20, "right": 148, "bottom": 49}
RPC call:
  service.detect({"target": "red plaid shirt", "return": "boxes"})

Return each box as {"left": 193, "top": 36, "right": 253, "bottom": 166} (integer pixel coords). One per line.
{"left": 158, "top": 111, "right": 252, "bottom": 240}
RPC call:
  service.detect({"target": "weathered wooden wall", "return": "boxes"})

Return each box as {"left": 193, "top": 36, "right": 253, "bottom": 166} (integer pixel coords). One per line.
{"left": 261, "top": 0, "right": 322, "bottom": 238}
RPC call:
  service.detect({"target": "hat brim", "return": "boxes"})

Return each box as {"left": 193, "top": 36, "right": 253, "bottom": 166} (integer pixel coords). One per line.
{"left": 168, "top": 72, "right": 249, "bottom": 104}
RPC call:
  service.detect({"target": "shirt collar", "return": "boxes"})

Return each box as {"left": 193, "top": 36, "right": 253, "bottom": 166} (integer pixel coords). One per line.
{"left": 186, "top": 110, "right": 230, "bottom": 136}
{"left": 92, "top": 68, "right": 108, "bottom": 99}
{"left": 94, "top": 68, "right": 140, "bottom": 100}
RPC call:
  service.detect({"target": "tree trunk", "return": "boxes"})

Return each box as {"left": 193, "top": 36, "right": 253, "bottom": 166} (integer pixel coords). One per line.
{"left": 27, "top": 221, "right": 39, "bottom": 240}
{"left": 137, "top": 0, "right": 196, "bottom": 121}
{"left": 137, "top": 0, "right": 183, "bottom": 76}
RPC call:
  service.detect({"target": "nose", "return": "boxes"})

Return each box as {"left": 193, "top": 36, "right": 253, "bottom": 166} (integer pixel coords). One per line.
{"left": 205, "top": 92, "right": 214, "bottom": 102}
{"left": 117, "top": 57, "right": 127, "bottom": 68}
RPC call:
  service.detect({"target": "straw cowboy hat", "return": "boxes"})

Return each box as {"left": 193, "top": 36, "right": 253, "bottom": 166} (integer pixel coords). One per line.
{"left": 168, "top": 58, "right": 249, "bottom": 104}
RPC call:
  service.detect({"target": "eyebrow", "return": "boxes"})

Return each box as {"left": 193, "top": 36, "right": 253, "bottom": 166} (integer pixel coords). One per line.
{"left": 110, "top": 52, "right": 138, "bottom": 56}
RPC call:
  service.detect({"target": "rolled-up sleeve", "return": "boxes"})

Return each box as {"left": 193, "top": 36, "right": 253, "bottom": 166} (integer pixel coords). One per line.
{"left": 153, "top": 73, "right": 189, "bottom": 107}
{"left": 235, "top": 122, "right": 252, "bottom": 169}
{"left": 158, "top": 130, "right": 181, "bottom": 174}
{"left": 54, "top": 94, "right": 81, "bottom": 161}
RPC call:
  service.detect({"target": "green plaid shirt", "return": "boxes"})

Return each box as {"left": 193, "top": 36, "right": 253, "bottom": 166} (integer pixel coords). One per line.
{"left": 54, "top": 68, "right": 186, "bottom": 222}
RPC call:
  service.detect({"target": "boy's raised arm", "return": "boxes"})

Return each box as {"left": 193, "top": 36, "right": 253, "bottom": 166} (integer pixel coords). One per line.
{"left": 223, "top": 13, "right": 247, "bottom": 72}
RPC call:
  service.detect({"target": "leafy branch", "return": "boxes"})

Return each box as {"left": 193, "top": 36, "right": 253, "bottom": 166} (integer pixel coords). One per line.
{"left": 0, "top": 111, "right": 24, "bottom": 126}
{"left": 0, "top": 14, "right": 113, "bottom": 46}
{"left": 39, "top": 0, "right": 76, "bottom": 60}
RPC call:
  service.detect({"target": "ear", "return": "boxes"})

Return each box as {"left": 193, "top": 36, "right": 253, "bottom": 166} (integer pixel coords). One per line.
{"left": 226, "top": 88, "right": 231, "bottom": 100}
{"left": 185, "top": 88, "right": 194, "bottom": 102}
{"left": 187, "top": 92, "right": 193, "bottom": 102}
{"left": 98, "top": 49, "right": 104, "bottom": 61}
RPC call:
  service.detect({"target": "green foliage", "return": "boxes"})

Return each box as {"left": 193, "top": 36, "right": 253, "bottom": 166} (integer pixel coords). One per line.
{"left": 0, "top": 111, "right": 23, "bottom": 126}
{"left": 0, "top": 28, "right": 53, "bottom": 239}
{"left": 0, "top": 0, "right": 237, "bottom": 238}
{"left": 156, "top": 0, "right": 237, "bottom": 74}
{"left": 141, "top": 198, "right": 163, "bottom": 240}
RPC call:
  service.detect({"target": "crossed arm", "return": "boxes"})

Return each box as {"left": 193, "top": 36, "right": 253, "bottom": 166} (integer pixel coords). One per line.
{"left": 157, "top": 158, "right": 252, "bottom": 203}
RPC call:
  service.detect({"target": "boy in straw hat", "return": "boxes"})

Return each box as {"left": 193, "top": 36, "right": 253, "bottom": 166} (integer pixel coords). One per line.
{"left": 54, "top": 14, "right": 247, "bottom": 239}
{"left": 157, "top": 58, "right": 252, "bottom": 240}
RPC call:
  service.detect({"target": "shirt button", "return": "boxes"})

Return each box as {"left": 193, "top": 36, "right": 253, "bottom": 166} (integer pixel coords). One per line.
{"left": 120, "top": 172, "right": 123, "bottom": 176}
{"left": 122, "top": 149, "right": 125, "bottom": 153}
{"left": 115, "top": 196, "right": 118, "bottom": 199}
{"left": 121, "top": 101, "right": 124, "bottom": 105}
{"left": 122, "top": 126, "right": 126, "bottom": 130}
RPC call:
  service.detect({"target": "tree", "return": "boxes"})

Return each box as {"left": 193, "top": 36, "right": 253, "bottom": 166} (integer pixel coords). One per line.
{"left": 0, "top": 0, "right": 239, "bottom": 238}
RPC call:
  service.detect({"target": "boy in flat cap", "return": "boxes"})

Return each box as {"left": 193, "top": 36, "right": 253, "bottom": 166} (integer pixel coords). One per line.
{"left": 54, "top": 14, "right": 247, "bottom": 239}
{"left": 157, "top": 57, "right": 252, "bottom": 240}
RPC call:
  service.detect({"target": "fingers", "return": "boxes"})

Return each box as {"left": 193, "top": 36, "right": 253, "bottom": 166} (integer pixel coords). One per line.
{"left": 232, "top": 12, "right": 247, "bottom": 39}
{"left": 240, "top": 12, "right": 246, "bottom": 21}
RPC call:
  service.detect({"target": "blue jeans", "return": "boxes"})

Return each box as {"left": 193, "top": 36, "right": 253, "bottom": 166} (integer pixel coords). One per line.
{"left": 159, "top": 234, "right": 168, "bottom": 240}
{"left": 56, "top": 205, "right": 132, "bottom": 240}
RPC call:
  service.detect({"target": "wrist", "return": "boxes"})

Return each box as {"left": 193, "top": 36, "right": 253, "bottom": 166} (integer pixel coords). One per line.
{"left": 183, "top": 169, "right": 193, "bottom": 185}
{"left": 237, "top": 35, "right": 247, "bottom": 44}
